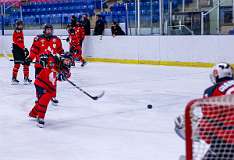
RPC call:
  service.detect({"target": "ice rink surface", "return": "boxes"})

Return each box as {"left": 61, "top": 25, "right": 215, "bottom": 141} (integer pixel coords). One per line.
{"left": 0, "top": 58, "right": 211, "bottom": 160}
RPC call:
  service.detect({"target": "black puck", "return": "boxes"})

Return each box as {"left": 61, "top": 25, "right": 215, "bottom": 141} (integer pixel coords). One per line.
{"left": 147, "top": 104, "right": 153, "bottom": 109}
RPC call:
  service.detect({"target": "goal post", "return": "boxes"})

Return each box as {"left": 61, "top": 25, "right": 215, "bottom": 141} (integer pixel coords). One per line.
{"left": 185, "top": 94, "right": 234, "bottom": 160}
{"left": 185, "top": 99, "right": 197, "bottom": 160}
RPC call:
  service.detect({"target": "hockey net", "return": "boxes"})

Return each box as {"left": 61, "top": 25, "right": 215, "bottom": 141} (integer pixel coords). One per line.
{"left": 185, "top": 94, "right": 234, "bottom": 160}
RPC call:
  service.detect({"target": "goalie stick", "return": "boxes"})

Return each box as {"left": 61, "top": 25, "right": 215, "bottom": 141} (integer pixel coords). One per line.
{"left": 66, "top": 78, "right": 105, "bottom": 100}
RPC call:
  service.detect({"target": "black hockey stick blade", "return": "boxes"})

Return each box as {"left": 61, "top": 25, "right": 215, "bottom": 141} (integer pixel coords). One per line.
{"left": 66, "top": 78, "right": 105, "bottom": 100}
{"left": 92, "top": 91, "right": 105, "bottom": 100}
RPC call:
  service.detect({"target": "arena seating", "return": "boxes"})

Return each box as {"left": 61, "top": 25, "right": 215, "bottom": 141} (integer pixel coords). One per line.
{"left": 2, "top": 0, "right": 193, "bottom": 27}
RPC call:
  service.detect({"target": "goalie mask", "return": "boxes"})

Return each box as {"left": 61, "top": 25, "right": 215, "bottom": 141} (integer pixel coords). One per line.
{"left": 210, "top": 62, "right": 234, "bottom": 84}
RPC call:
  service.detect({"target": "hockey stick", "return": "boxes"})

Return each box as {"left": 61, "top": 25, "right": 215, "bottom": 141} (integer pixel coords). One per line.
{"left": 66, "top": 78, "right": 105, "bottom": 100}
{"left": 9, "top": 59, "right": 36, "bottom": 64}
{"left": 2, "top": 51, "right": 14, "bottom": 61}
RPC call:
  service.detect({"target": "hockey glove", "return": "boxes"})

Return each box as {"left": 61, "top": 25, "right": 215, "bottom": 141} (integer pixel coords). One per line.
{"left": 24, "top": 48, "right": 29, "bottom": 57}
{"left": 57, "top": 73, "right": 66, "bottom": 81}
{"left": 174, "top": 115, "right": 185, "bottom": 140}
{"left": 53, "top": 53, "right": 61, "bottom": 65}
{"left": 66, "top": 37, "right": 70, "bottom": 42}
{"left": 24, "top": 57, "right": 32, "bottom": 65}
{"left": 39, "top": 54, "right": 49, "bottom": 68}
{"left": 69, "top": 46, "right": 75, "bottom": 54}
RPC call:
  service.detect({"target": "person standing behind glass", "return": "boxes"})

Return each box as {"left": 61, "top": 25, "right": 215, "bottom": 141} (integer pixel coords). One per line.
{"left": 94, "top": 14, "right": 105, "bottom": 35}
{"left": 81, "top": 14, "right": 91, "bottom": 36}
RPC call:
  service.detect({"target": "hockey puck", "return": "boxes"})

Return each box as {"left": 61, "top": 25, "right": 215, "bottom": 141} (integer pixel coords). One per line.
{"left": 147, "top": 104, "right": 153, "bottom": 109}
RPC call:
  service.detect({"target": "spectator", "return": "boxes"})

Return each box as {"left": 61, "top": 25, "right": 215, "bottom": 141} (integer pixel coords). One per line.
{"left": 93, "top": 14, "right": 105, "bottom": 35}
{"left": 81, "top": 14, "right": 91, "bottom": 35}
{"left": 228, "top": 28, "right": 234, "bottom": 35}
{"left": 111, "top": 21, "right": 125, "bottom": 36}
{"left": 71, "top": 15, "right": 77, "bottom": 27}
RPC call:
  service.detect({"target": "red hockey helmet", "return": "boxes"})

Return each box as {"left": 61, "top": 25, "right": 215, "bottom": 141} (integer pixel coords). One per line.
{"left": 47, "top": 56, "right": 56, "bottom": 69}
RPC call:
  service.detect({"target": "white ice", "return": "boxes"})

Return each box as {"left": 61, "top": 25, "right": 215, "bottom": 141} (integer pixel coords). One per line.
{"left": 0, "top": 58, "right": 211, "bottom": 160}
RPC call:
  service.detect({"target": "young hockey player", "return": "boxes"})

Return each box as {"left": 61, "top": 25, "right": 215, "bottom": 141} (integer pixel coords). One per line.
{"left": 67, "top": 16, "right": 87, "bottom": 67}
{"left": 28, "top": 53, "right": 72, "bottom": 128}
{"left": 11, "top": 20, "right": 32, "bottom": 84}
{"left": 25, "top": 24, "right": 64, "bottom": 105}
{"left": 175, "top": 62, "right": 234, "bottom": 160}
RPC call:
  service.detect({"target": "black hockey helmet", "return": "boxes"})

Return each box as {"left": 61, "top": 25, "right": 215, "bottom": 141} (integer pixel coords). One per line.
{"left": 39, "top": 52, "right": 56, "bottom": 69}
{"left": 15, "top": 20, "right": 24, "bottom": 30}
{"left": 43, "top": 24, "right": 53, "bottom": 37}
{"left": 39, "top": 54, "right": 49, "bottom": 68}
{"left": 60, "top": 52, "right": 73, "bottom": 69}
{"left": 71, "top": 15, "right": 77, "bottom": 27}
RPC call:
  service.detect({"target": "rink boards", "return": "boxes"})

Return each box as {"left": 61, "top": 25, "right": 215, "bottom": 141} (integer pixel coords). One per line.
{"left": 1, "top": 35, "right": 234, "bottom": 67}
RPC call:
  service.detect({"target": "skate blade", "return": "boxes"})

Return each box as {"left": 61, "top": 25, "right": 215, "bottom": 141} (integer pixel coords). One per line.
{"left": 37, "top": 123, "right": 44, "bottom": 128}
{"left": 11, "top": 81, "right": 19, "bottom": 85}
{"left": 81, "top": 63, "right": 87, "bottom": 67}
{"left": 28, "top": 116, "right": 37, "bottom": 121}
{"left": 52, "top": 102, "right": 58, "bottom": 106}
{"left": 24, "top": 81, "right": 32, "bottom": 85}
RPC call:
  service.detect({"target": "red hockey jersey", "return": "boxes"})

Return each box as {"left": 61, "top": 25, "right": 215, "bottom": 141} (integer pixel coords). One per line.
{"left": 34, "top": 68, "right": 57, "bottom": 97}
{"left": 13, "top": 30, "right": 25, "bottom": 49}
{"left": 29, "top": 34, "right": 63, "bottom": 68}
{"left": 68, "top": 32, "right": 82, "bottom": 51}
{"left": 74, "top": 25, "right": 85, "bottom": 41}
{"left": 199, "top": 80, "right": 234, "bottom": 144}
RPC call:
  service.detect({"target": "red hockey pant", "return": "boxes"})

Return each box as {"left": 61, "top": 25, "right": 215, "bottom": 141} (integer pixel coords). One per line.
{"left": 29, "top": 87, "right": 54, "bottom": 119}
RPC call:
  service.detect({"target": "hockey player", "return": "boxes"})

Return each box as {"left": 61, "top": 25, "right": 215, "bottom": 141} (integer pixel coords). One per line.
{"left": 25, "top": 24, "right": 63, "bottom": 104}
{"left": 11, "top": 20, "right": 32, "bottom": 84}
{"left": 67, "top": 16, "right": 87, "bottom": 67}
{"left": 175, "top": 62, "right": 234, "bottom": 160}
{"left": 28, "top": 53, "right": 72, "bottom": 128}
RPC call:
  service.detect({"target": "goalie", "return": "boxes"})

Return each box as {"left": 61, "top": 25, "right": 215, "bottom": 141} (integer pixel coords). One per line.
{"left": 175, "top": 62, "right": 234, "bottom": 159}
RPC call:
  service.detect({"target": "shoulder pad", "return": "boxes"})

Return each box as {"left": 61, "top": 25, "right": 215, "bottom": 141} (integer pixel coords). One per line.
{"left": 34, "top": 36, "right": 39, "bottom": 41}
{"left": 34, "top": 34, "right": 44, "bottom": 41}
{"left": 203, "top": 84, "right": 218, "bottom": 97}
{"left": 38, "top": 34, "right": 45, "bottom": 38}
{"left": 51, "top": 35, "right": 59, "bottom": 39}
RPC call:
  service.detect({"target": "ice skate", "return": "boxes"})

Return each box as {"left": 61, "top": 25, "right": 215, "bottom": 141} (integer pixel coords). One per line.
{"left": 81, "top": 61, "right": 87, "bottom": 67}
{"left": 37, "top": 118, "right": 45, "bottom": 128}
{"left": 24, "top": 77, "right": 32, "bottom": 85}
{"left": 11, "top": 78, "right": 19, "bottom": 85}
{"left": 51, "top": 97, "right": 59, "bottom": 106}
{"left": 74, "top": 58, "right": 80, "bottom": 62}
{"left": 71, "top": 61, "right": 75, "bottom": 67}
